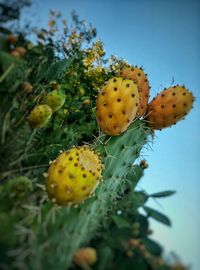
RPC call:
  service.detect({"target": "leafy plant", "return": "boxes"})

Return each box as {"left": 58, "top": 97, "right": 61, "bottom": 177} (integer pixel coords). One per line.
{"left": 0, "top": 8, "right": 191, "bottom": 270}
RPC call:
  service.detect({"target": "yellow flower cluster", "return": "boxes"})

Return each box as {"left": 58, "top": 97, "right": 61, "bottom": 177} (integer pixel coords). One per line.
{"left": 83, "top": 41, "right": 105, "bottom": 67}
{"left": 65, "top": 31, "right": 83, "bottom": 49}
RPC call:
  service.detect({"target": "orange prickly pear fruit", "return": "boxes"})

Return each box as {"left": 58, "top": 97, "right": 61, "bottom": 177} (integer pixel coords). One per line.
{"left": 73, "top": 247, "right": 97, "bottom": 267}
{"left": 96, "top": 77, "right": 139, "bottom": 136}
{"left": 146, "top": 85, "right": 194, "bottom": 130}
{"left": 6, "top": 34, "right": 18, "bottom": 44}
{"left": 45, "top": 146, "right": 102, "bottom": 205}
{"left": 118, "top": 65, "right": 150, "bottom": 117}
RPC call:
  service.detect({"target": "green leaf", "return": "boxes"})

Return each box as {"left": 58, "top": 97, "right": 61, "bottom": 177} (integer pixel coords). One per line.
{"left": 112, "top": 215, "right": 131, "bottom": 229}
{"left": 132, "top": 191, "right": 148, "bottom": 208}
{"left": 143, "top": 206, "right": 171, "bottom": 226}
{"left": 117, "top": 191, "right": 148, "bottom": 213}
{"left": 143, "top": 237, "right": 163, "bottom": 256}
{"left": 0, "top": 51, "right": 23, "bottom": 71}
{"left": 149, "top": 190, "right": 176, "bottom": 198}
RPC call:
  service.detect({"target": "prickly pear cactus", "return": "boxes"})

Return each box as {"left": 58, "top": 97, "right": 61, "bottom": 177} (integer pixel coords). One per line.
{"left": 45, "top": 146, "right": 102, "bottom": 205}
{"left": 0, "top": 10, "right": 193, "bottom": 270}
{"left": 96, "top": 77, "right": 139, "bottom": 135}
{"left": 146, "top": 85, "right": 194, "bottom": 129}
{"left": 59, "top": 120, "right": 149, "bottom": 269}
{"left": 118, "top": 65, "right": 150, "bottom": 117}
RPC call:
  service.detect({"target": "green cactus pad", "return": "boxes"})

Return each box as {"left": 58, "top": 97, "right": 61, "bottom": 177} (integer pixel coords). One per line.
{"left": 62, "top": 120, "right": 150, "bottom": 268}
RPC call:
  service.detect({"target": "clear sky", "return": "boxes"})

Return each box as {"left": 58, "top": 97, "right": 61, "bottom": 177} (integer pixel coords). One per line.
{"left": 21, "top": 0, "right": 200, "bottom": 269}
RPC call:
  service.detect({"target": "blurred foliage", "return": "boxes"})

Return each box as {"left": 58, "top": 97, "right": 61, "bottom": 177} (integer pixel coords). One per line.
{"left": 0, "top": 0, "right": 31, "bottom": 23}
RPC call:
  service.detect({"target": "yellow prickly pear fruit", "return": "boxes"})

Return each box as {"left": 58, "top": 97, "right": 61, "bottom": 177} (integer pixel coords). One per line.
{"left": 45, "top": 90, "right": 66, "bottom": 112}
{"left": 146, "top": 85, "right": 194, "bottom": 130}
{"left": 118, "top": 65, "right": 150, "bottom": 118}
{"left": 82, "top": 99, "right": 91, "bottom": 106}
{"left": 27, "top": 104, "right": 52, "bottom": 128}
{"left": 73, "top": 247, "right": 97, "bottom": 267}
{"left": 96, "top": 77, "right": 139, "bottom": 136}
{"left": 45, "top": 146, "right": 102, "bottom": 205}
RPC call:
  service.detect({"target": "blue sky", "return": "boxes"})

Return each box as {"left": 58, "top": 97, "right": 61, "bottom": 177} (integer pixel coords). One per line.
{"left": 21, "top": 0, "right": 200, "bottom": 269}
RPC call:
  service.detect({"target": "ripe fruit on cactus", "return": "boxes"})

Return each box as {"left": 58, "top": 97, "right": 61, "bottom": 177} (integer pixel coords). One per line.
{"left": 45, "top": 90, "right": 66, "bottom": 112}
{"left": 118, "top": 65, "right": 150, "bottom": 117}
{"left": 73, "top": 247, "right": 97, "bottom": 267}
{"left": 146, "top": 85, "right": 194, "bottom": 130}
{"left": 27, "top": 104, "right": 52, "bottom": 128}
{"left": 96, "top": 77, "right": 139, "bottom": 136}
{"left": 45, "top": 146, "right": 102, "bottom": 205}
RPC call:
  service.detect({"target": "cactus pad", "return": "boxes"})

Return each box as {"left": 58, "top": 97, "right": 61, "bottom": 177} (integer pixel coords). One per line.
{"left": 96, "top": 77, "right": 139, "bottom": 136}
{"left": 146, "top": 85, "right": 194, "bottom": 130}
{"left": 27, "top": 104, "right": 52, "bottom": 128}
{"left": 119, "top": 65, "right": 150, "bottom": 118}
{"left": 45, "top": 146, "right": 102, "bottom": 205}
